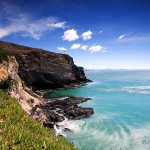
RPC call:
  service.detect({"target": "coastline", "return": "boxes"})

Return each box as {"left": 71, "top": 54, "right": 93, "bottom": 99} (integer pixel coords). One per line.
{"left": 33, "top": 84, "right": 94, "bottom": 130}
{"left": 0, "top": 40, "right": 94, "bottom": 148}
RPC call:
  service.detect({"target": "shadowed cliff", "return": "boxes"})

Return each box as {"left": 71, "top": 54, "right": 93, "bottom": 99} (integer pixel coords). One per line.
{"left": 0, "top": 40, "right": 91, "bottom": 90}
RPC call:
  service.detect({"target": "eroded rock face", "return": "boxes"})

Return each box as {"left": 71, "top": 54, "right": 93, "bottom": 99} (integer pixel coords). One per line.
{"left": 0, "top": 56, "right": 44, "bottom": 114}
{"left": 0, "top": 40, "right": 91, "bottom": 90}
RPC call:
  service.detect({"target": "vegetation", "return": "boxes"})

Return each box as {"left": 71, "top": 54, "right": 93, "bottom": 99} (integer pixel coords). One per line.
{"left": 0, "top": 48, "right": 10, "bottom": 63}
{"left": 0, "top": 79, "right": 10, "bottom": 90}
{"left": 0, "top": 77, "right": 15, "bottom": 90}
{"left": 0, "top": 91, "right": 77, "bottom": 150}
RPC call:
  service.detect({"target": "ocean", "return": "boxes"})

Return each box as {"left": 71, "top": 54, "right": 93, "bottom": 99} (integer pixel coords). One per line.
{"left": 54, "top": 70, "right": 150, "bottom": 150}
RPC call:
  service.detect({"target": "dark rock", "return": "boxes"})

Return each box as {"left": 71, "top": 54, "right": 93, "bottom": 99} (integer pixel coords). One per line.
{"left": 49, "top": 96, "right": 92, "bottom": 106}
{"left": 64, "top": 128, "right": 73, "bottom": 132}
{"left": 43, "top": 122, "right": 54, "bottom": 129}
{"left": 36, "top": 96, "right": 94, "bottom": 125}
{"left": 0, "top": 40, "right": 90, "bottom": 90}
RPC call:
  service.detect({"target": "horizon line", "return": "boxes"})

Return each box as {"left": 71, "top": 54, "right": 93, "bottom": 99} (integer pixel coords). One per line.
{"left": 84, "top": 68, "right": 150, "bottom": 71}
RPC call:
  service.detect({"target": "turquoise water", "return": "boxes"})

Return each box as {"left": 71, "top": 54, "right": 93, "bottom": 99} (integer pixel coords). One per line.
{"left": 55, "top": 70, "right": 150, "bottom": 150}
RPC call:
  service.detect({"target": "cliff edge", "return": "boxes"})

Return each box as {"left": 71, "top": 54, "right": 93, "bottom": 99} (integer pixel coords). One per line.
{"left": 0, "top": 40, "right": 91, "bottom": 90}
{"left": 0, "top": 41, "right": 93, "bottom": 130}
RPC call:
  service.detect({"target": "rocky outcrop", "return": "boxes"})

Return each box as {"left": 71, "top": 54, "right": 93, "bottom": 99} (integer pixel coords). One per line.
{"left": 0, "top": 40, "right": 91, "bottom": 90}
{"left": 32, "top": 96, "right": 94, "bottom": 128}
{"left": 0, "top": 56, "right": 93, "bottom": 128}
{"left": 0, "top": 43, "right": 94, "bottom": 130}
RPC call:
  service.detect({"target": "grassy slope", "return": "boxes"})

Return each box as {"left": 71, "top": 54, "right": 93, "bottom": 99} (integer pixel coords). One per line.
{"left": 0, "top": 91, "right": 77, "bottom": 150}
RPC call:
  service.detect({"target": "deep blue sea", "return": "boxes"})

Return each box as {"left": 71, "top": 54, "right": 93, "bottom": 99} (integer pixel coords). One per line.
{"left": 55, "top": 70, "right": 150, "bottom": 150}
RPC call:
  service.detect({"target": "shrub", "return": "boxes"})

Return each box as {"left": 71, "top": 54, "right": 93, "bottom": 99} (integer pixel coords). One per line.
{"left": 0, "top": 48, "right": 10, "bottom": 63}
{"left": 0, "top": 77, "right": 11, "bottom": 90}
{"left": 0, "top": 77, "right": 16, "bottom": 90}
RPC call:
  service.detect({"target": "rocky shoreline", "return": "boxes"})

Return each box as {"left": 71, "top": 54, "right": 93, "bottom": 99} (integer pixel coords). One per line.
{"left": 0, "top": 40, "right": 94, "bottom": 135}
{"left": 31, "top": 94, "right": 94, "bottom": 130}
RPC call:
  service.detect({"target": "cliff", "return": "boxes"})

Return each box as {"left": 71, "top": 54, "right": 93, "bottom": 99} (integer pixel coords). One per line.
{"left": 0, "top": 41, "right": 93, "bottom": 130}
{"left": 0, "top": 56, "right": 44, "bottom": 114}
{"left": 0, "top": 40, "right": 91, "bottom": 90}
{"left": 0, "top": 55, "right": 93, "bottom": 128}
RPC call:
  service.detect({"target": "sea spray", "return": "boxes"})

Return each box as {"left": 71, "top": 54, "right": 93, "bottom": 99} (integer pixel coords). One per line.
{"left": 54, "top": 117, "right": 68, "bottom": 136}
{"left": 54, "top": 117, "right": 86, "bottom": 136}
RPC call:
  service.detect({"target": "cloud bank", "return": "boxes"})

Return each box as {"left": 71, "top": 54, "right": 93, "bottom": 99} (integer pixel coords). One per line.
{"left": 69, "top": 43, "right": 106, "bottom": 52}
{"left": 0, "top": 2, "right": 66, "bottom": 39}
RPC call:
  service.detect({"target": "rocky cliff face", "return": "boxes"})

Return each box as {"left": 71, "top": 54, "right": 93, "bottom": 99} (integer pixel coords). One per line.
{"left": 0, "top": 56, "right": 93, "bottom": 128}
{"left": 0, "top": 40, "right": 90, "bottom": 90}
{"left": 0, "top": 41, "right": 94, "bottom": 130}
{"left": 0, "top": 56, "right": 44, "bottom": 114}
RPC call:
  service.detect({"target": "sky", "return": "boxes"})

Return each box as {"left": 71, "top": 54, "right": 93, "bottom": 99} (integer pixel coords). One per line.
{"left": 0, "top": 0, "right": 150, "bottom": 69}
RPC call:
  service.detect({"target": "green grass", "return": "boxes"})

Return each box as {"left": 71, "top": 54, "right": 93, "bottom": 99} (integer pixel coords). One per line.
{"left": 0, "top": 91, "right": 77, "bottom": 150}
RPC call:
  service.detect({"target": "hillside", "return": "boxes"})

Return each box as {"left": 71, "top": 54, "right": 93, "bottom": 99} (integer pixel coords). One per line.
{"left": 0, "top": 91, "right": 76, "bottom": 149}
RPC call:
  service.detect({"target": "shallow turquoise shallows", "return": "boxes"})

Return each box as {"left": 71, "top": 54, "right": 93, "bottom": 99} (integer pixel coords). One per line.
{"left": 55, "top": 70, "right": 150, "bottom": 150}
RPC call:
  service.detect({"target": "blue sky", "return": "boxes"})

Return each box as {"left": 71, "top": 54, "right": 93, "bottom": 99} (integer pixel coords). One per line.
{"left": 0, "top": 0, "right": 150, "bottom": 69}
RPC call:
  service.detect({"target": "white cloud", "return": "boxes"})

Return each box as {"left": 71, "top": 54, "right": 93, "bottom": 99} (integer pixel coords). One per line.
{"left": 89, "top": 45, "right": 106, "bottom": 53}
{"left": 82, "top": 30, "right": 92, "bottom": 40}
{"left": 117, "top": 33, "right": 150, "bottom": 43}
{"left": 0, "top": 2, "right": 66, "bottom": 39}
{"left": 81, "top": 45, "right": 88, "bottom": 50}
{"left": 0, "top": 17, "right": 66, "bottom": 39}
{"left": 57, "top": 47, "right": 67, "bottom": 51}
{"left": 71, "top": 43, "right": 81, "bottom": 49}
{"left": 22, "top": 18, "right": 66, "bottom": 40}
{"left": 119, "top": 34, "right": 126, "bottom": 40}
{"left": 0, "top": 28, "right": 11, "bottom": 38}
{"left": 99, "top": 30, "right": 103, "bottom": 34}
{"left": 50, "top": 22, "right": 66, "bottom": 29}
{"left": 62, "top": 29, "right": 79, "bottom": 41}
